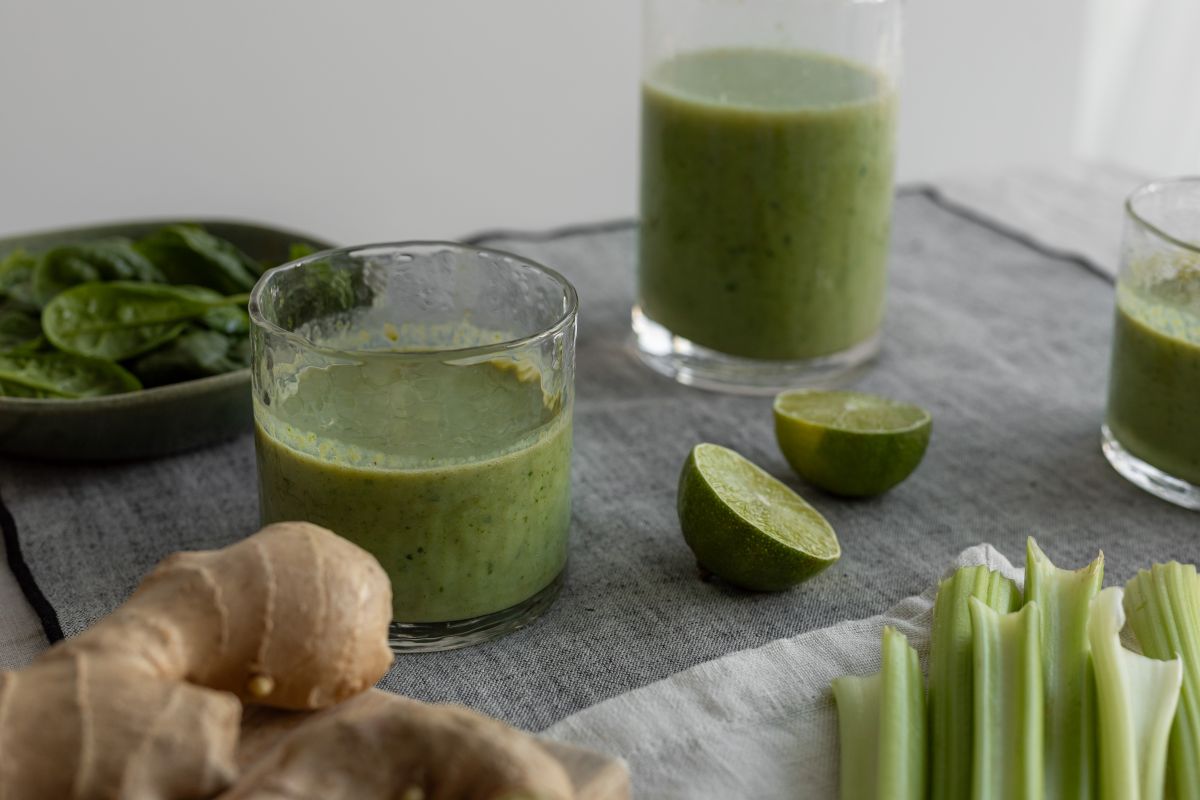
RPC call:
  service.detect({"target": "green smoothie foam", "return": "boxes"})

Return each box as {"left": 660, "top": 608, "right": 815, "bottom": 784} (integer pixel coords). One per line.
{"left": 638, "top": 48, "right": 896, "bottom": 361}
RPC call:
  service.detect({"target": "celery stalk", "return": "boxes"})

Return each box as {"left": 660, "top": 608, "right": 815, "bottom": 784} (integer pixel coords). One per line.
{"left": 877, "top": 627, "right": 926, "bottom": 799}
{"left": 969, "top": 598, "right": 1044, "bottom": 800}
{"left": 833, "top": 672, "right": 880, "bottom": 800}
{"left": 1089, "top": 586, "right": 1182, "bottom": 800}
{"left": 1024, "top": 538, "right": 1103, "bottom": 800}
{"left": 929, "top": 565, "right": 1021, "bottom": 800}
{"left": 1124, "top": 563, "right": 1200, "bottom": 800}
{"left": 832, "top": 626, "right": 926, "bottom": 800}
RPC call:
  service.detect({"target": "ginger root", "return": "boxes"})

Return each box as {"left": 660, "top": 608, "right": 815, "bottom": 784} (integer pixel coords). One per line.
{"left": 0, "top": 659, "right": 241, "bottom": 800}
{"left": 0, "top": 521, "right": 581, "bottom": 800}
{"left": 59, "top": 520, "right": 395, "bottom": 709}
{"left": 0, "top": 522, "right": 394, "bottom": 800}
{"left": 227, "top": 691, "right": 574, "bottom": 800}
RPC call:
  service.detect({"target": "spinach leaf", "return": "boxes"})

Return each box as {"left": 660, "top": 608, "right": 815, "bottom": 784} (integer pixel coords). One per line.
{"left": 201, "top": 304, "right": 251, "bottom": 336}
{"left": 272, "top": 257, "right": 365, "bottom": 333}
{"left": 0, "top": 351, "right": 141, "bottom": 398}
{"left": 288, "top": 242, "right": 319, "bottom": 260}
{"left": 41, "top": 281, "right": 246, "bottom": 361}
{"left": 0, "top": 250, "right": 39, "bottom": 311}
{"left": 168, "top": 285, "right": 230, "bottom": 304}
{"left": 31, "top": 238, "right": 164, "bottom": 305}
{"left": 229, "top": 335, "right": 252, "bottom": 367}
{"left": 135, "top": 225, "right": 261, "bottom": 294}
{"left": 131, "top": 328, "right": 246, "bottom": 387}
{"left": 0, "top": 308, "right": 44, "bottom": 353}
{"left": 0, "top": 248, "right": 35, "bottom": 283}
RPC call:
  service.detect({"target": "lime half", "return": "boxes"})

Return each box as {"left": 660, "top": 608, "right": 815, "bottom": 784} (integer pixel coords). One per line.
{"left": 677, "top": 443, "right": 840, "bottom": 591}
{"left": 773, "top": 389, "right": 932, "bottom": 497}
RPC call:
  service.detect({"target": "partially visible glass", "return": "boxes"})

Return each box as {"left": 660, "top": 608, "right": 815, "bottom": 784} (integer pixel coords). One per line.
{"left": 250, "top": 243, "right": 578, "bottom": 651}
{"left": 634, "top": 0, "right": 902, "bottom": 393}
{"left": 1103, "top": 178, "right": 1200, "bottom": 510}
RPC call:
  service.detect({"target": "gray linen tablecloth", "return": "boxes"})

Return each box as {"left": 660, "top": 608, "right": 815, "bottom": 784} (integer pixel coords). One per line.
{"left": 2, "top": 188, "right": 1196, "bottom": 733}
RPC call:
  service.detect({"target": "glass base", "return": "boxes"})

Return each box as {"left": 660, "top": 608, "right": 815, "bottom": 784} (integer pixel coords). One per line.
{"left": 631, "top": 306, "right": 879, "bottom": 395}
{"left": 387, "top": 571, "right": 563, "bottom": 653}
{"left": 1102, "top": 425, "right": 1200, "bottom": 511}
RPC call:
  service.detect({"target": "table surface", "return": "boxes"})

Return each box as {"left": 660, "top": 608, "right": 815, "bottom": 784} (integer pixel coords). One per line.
{"left": 0, "top": 164, "right": 1171, "bottom": 719}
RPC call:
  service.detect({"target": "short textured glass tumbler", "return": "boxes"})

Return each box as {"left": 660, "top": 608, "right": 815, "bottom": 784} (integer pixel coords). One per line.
{"left": 1103, "top": 178, "right": 1200, "bottom": 510}
{"left": 250, "top": 243, "right": 578, "bottom": 651}
{"left": 633, "top": 0, "right": 901, "bottom": 393}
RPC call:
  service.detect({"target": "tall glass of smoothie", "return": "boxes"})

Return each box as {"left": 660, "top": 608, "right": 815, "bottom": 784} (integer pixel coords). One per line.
{"left": 1103, "top": 178, "right": 1200, "bottom": 510}
{"left": 250, "top": 243, "right": 578, "bottom": 650}
{"left": 634, "top": 0, "right": 901, "bottom": 392}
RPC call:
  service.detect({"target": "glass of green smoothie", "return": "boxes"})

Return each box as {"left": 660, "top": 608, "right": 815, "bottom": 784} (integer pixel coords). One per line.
{"left": 1103, "top": 178, "right": 1200, "bottom": 510}
{"left": 250, "top": 243, "right": 578, "bottom": 650}
{"left": 634, "top": 0, "right": 901, "bottom": 393}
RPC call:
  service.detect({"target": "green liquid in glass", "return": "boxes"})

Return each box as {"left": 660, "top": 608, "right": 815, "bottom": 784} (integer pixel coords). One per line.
{"left": 638, "top": 48, "right": 897, "bottom": 360}
{"left": 255, "top": 356, "right": 571, "bottom": 623}
{"left": 1106, "top": 274, "right": 1200, "bottom": 486}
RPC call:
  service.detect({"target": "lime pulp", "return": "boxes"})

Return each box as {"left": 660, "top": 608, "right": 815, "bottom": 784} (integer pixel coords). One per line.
{"left": 677, "top": 443, "right": 840, "bottom": 592}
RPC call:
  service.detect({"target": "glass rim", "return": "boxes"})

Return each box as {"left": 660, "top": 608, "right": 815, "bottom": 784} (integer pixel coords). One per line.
{"left": 248, "top": 240, "right": 580, "bottom": 362}
{"left": 1126, "top": 177, "right": 1200, "bottom": 256}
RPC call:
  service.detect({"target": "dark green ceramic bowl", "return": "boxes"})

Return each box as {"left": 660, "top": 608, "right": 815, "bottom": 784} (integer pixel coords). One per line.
{"left": 0, "top": 219, "right": 336, "bottom": 461}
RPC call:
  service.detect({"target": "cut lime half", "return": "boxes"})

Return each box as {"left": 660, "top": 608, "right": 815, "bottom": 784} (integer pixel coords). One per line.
{"left": 773, "top": 389, "right": 932, "bottom": 497}
{"left": 677, "top": 443, "right": 840, "bottom": 592}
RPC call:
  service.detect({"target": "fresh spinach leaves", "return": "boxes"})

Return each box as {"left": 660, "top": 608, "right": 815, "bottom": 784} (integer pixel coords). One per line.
{"left": 0, "top": 250, "right": 39, "bottom": 311}
{"left": 0, "top": 308, "right": 44, "bottom": 353}
{"left": 0, "top": 225, "right": 314, "bottom": 399}
{"left": 135, "top": 225, "right": 262, "bottom": 294}
{"left": 32, "top": 238, "right": 164, "bottom": 305}
{"left": 288, "top": 242, "right": 319, "bottom": 260}
{"left": 131, "top": 327, "right": 247, "bottom": 387}
{"left": 42, "top": 282, "right": 249, "bottom": 362}
{"left": 201, "top": 304, "right": 251, "bottom": 336}
{"left": 0, "top": 352, "right": 141, "bottom": 398}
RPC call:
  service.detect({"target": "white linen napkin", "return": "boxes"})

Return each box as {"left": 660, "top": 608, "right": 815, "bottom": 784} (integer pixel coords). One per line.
{"left": 542, "top": 544, "right": 1021, "bottom": 799}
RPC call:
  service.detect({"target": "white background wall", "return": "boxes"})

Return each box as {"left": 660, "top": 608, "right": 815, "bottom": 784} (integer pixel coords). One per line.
{"left": 0, "top": 1, "right": 1192, "bottom": 244}
{"left": 1077, "top": 0, "right": 1200, "bottom": 174}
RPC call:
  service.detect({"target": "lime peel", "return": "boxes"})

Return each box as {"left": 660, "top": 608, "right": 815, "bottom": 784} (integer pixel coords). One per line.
{"left": 677, "top": 443, "right": 840, "bottom": 591}
{"left": 773, "top": 389, "right": 932, "bottom": 497}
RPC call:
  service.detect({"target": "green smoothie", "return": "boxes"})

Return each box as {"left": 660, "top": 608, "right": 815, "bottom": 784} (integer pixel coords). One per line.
{"left": 639, "top": 48, "right": 896, "bottom": 360}
{"left": 1106, "top": 273, "right": 1200, "bottom": 486}
{"left": 255, "top": 354, "right": 572, "bottom": 623}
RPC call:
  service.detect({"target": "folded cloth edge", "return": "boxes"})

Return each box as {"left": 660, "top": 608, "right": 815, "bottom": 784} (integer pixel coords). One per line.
{"left": 541, "top": 543, "right": 1021, "bottom": 795}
